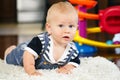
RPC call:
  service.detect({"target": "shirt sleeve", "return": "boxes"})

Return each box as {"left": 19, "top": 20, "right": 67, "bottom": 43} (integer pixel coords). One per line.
{"left": 68, "top": 43, "right": 80, "bottom": 67}
{"left": 24, "top": 37, "right": 42, "bottom": 59}
{"left": 68, "top": 54, "right": 80, "bottom": 67}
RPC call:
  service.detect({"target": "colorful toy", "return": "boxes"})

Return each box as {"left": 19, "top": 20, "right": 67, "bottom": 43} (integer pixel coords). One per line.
{"left": 69, "top": 0, "right": 97, "bottom": 9}
{"left": 74, "top": 31, "right": 120, "bottom": 48}
{"left": 99, "top": 6, "right": 120, "bottom": 34}
{"left": 68, "top": 0, "right": 120, "bottom": 48}
{"left": 74, "top": 42, "right": 97, "bottom": 57}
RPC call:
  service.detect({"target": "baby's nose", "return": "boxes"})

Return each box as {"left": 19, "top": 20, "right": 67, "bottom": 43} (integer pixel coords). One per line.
{"left": 64, "top": 27, "right": 71, "bottom": 33}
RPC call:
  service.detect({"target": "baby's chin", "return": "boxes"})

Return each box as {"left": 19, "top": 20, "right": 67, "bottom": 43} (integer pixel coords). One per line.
{"left": 62, "top": 40, "right": 71, "bottom": 45}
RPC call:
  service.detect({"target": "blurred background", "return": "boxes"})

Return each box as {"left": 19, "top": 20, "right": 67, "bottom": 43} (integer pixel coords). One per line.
{"left": 0, "top": 0, "right": 62, "bottom": 59}
{"left": 0, "top": 0, "right": 120, "bottom": 69}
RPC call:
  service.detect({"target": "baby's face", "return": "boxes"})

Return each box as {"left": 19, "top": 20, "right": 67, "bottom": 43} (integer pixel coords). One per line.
{"left": 47, "top": 13, "right": 78, "bottom": 46}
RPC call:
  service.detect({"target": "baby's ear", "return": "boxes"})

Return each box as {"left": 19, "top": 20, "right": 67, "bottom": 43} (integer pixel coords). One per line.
{"left": 45, "top": 23, "right": 52, "bottom": 34}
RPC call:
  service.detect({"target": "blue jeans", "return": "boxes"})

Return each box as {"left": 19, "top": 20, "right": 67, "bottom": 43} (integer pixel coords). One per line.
{"left": 6, "top": 42, "right": 28, "bottom": 66}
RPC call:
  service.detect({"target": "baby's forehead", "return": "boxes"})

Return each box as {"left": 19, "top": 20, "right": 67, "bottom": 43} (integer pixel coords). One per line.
{"left": 53, "top": 13, "right": 77, "bottom": 20}
{"left": 48, "top": 12, "right": 78, "bottom": 24}
{"left": 55, "top": 12, "right": 75, "bottom": 18}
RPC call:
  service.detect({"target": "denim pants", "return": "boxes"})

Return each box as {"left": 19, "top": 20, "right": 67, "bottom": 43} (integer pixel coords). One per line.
{"left": 6, "top": 42, "right": 28, "bottom": 66}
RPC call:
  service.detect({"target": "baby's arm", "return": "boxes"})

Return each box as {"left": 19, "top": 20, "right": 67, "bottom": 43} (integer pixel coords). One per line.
{"left": 23, "top": 50, "right": 42, "bottom": 75}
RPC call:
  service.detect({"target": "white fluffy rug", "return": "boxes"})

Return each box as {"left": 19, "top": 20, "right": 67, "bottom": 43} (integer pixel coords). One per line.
{"left": 0, "top": 56, "right": 120, "bottom": 80}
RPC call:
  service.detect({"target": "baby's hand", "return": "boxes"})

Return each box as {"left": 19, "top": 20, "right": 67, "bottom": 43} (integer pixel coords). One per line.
{"left": 56, "top": 67, "right": 71, "bottom": 74}
{"left": 29, "top": 71, "right": 42, "bottom": 76}
{"left": 56, "top": 64, "right": 75, "bottom": 74}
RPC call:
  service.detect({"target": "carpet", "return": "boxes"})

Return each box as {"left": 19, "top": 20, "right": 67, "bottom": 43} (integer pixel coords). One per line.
{"left": 0, "top": 56, "right": 120, "bottom": 80}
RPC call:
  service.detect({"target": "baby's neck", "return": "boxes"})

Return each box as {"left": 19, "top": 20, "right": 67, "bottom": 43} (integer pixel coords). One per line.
{"left": 53, "top": 43, "right": 67, "bottom": 62}
{"left": 53, "top": 40, "right": 67, "bottom": 48}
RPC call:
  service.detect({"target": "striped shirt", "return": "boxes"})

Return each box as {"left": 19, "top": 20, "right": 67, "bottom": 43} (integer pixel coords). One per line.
{"left": 25, "top": 32, "right": 80, "bottom": 68}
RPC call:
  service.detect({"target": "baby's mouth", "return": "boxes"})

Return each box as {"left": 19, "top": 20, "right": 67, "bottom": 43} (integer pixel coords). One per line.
{"left": 63, "top": 36, "right": 70, "bottom": 40}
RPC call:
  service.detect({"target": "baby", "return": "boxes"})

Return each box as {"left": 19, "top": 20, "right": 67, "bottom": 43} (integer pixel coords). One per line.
{"left": 4, "top": 1, "right": 80, "bottom": 75}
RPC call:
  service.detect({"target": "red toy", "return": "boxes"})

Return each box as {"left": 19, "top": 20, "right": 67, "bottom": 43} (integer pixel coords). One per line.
{"left": 99, "top": 6, "right": 120, "bottom": 34}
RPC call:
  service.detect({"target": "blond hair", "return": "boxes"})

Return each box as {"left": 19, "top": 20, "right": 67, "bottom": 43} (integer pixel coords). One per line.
{"left": 46, "top": 1, "right": 78, "bottom": 23}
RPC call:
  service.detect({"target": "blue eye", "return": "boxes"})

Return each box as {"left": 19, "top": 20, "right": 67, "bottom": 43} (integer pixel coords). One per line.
{"left": 69, "top": 25, "right": 74, "bottom": 28}
{"left": 58, "top": 24, "right": 64, "bottom": 28}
